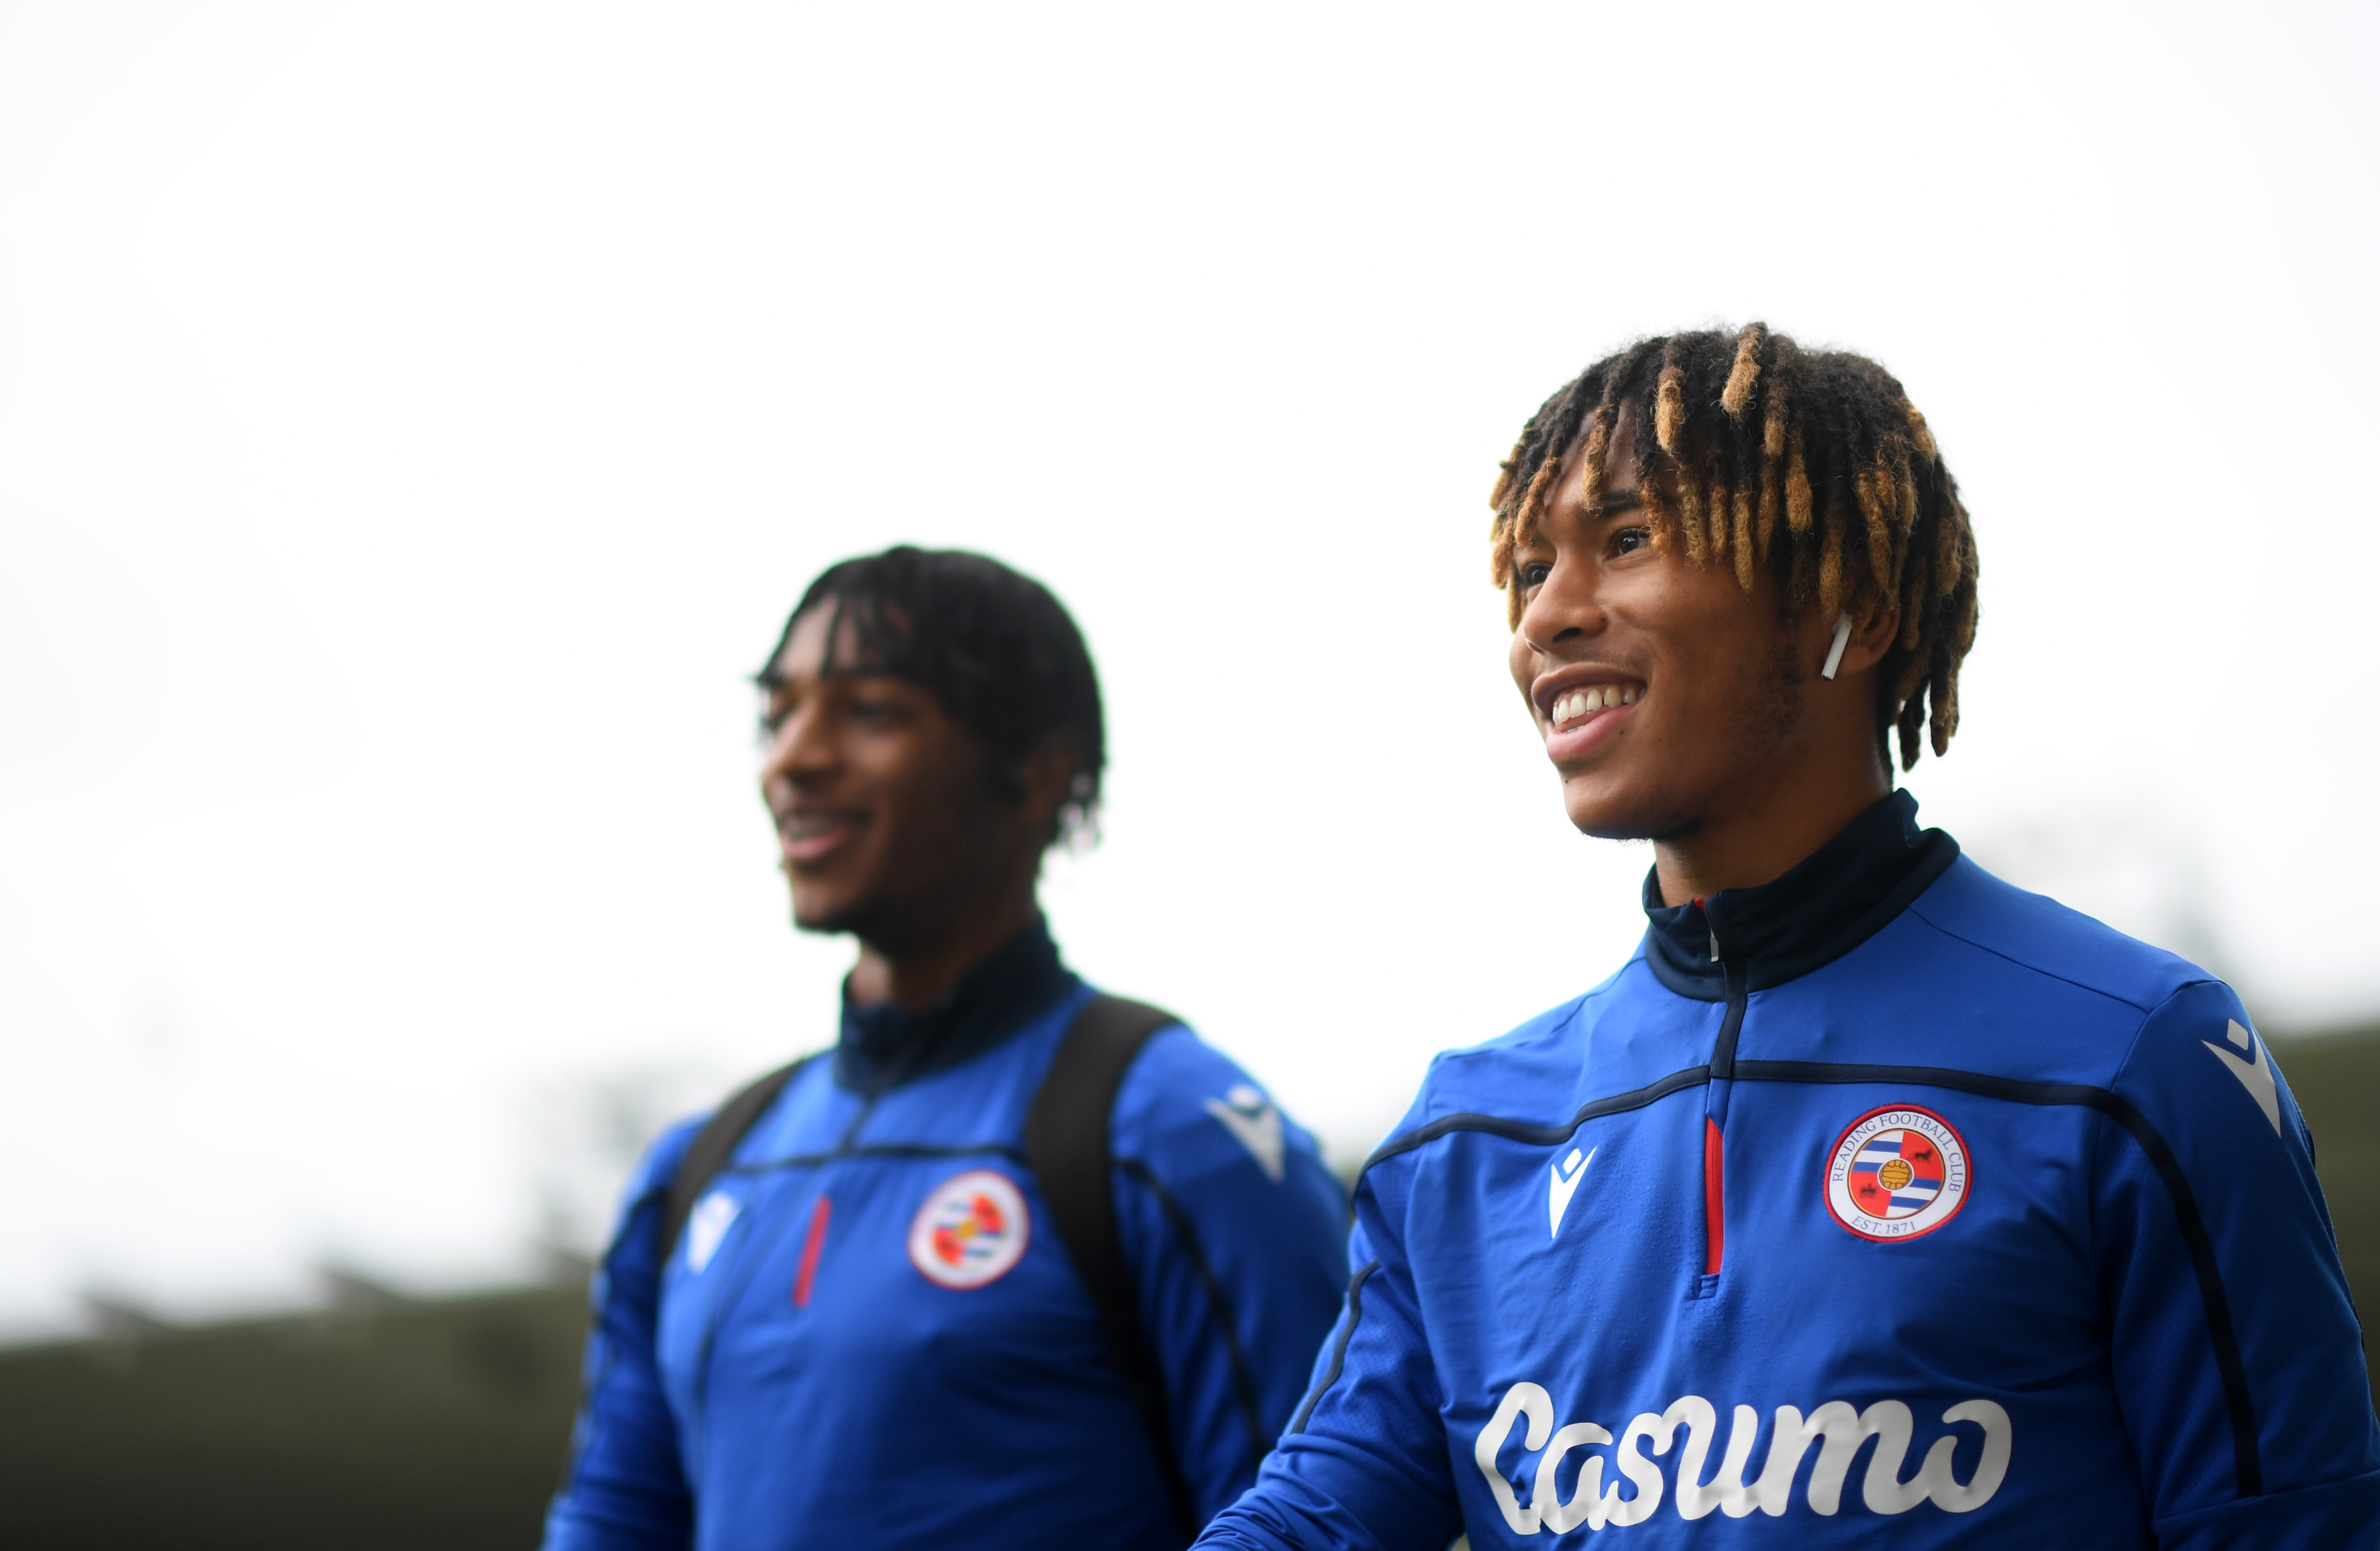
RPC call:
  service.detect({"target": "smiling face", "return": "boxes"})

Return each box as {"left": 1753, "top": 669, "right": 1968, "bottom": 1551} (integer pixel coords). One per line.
{"left": 1508, "top": 405, "right": 1821, "bottom": 842}
{"left": 758, "top": 606, "right": 1041, "bottom": 948}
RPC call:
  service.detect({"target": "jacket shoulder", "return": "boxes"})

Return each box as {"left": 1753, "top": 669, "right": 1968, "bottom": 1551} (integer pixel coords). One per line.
{"left": 1107, "top": 1017, "right": 1334, "bottom": 1192}
{"left": 628, "top": 1052, "right": 830, "bottom": 1210}
{"left": 1903, "top": 854, "right": 2218, "bottom": 1017}
{"left": 627, "top": 1111, "right": 708, "bottom": 1202}
{"left": 1110, "top": 1017, "right": 1244, "bottom": 1138}
{"left": 1374, "top": 961, "right": 1644, "bottom": 1148}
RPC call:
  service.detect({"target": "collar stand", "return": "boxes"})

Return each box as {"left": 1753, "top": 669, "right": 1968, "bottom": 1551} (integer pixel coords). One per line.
{"left": 1639, "top": 790, "right": 1959, "bottom": 1001}
{"left": 834, "top": 916, "right": 1076, "bottom": 1096}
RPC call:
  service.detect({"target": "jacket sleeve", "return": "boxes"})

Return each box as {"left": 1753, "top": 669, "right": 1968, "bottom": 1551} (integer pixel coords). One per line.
{"left": 1195, "top": 1139, "right": 1464, "bottom": 1550}
{"left": 539, "top": 1119, "right": 703, "bottom": 1551}
{"left": 2100, "top": 978, "right": 2380, "bottom": 1548}
{"left": 1109, "top": 1028, "right": 1353, "bottom": 1524}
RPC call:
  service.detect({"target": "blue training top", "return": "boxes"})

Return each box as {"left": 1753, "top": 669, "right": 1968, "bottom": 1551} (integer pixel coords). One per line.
{"left": 1200, "top": 792, "right": 2380, "bottom": 1550}
{"left": 543, "top": 920, "right": 1351, "bottom": 1551}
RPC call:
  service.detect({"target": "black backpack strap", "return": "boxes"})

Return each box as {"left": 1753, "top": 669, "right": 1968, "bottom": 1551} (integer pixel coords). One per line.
{"left": 659, "top": 1056, "right": 811, "bottom": 1263}
{"left": 1027, "top": 994, "right": 1198, "bottom": 1541}
{"left": 558, "top": 1056, "right": 808, "bottom": 1498}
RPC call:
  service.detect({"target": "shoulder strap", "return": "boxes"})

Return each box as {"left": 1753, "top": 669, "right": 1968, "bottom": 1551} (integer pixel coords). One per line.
{"left": 659, "top": 1057, "right": 809, "bottom": 1263}
{"left": 1026, "top": 994, "right": 1198, "bottom": 1541}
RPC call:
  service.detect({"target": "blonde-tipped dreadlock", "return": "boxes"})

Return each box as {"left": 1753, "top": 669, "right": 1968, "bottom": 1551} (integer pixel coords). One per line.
{"left": 1485, "top": 323, "right": 1980, "bottom": 771}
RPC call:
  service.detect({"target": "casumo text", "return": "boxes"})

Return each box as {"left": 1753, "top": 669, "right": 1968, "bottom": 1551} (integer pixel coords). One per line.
{"left": 1472, "top": 1382, "right": 2012, "bottom": 1534}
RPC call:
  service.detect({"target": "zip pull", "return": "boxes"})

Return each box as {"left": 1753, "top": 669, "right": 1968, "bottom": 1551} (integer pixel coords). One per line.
{"left": 1695, "top": 896, "right": 1720, "bottom": 963}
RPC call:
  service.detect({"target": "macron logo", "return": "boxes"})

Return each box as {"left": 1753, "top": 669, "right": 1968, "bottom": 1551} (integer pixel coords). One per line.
{"left": 2202, "top": 1018, "right": 2282, "bottom": 1137}
{"left": 686, "top": 1191, "right": 741, "bottom": 1274}
{"left": 1549, "top": 1147, "right": 1596, "bottom": 1239}
{"left": 1205, "top": 1085, "right": 1286, "bottom": 1181}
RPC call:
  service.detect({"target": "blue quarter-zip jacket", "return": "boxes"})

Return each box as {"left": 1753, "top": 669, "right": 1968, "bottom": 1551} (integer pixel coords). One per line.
{"left": 1201, "top": 793, "right": 2380, "bottom": 1550}
{"left": 542, "top": 921, "right": 1350, "bottom": 1550}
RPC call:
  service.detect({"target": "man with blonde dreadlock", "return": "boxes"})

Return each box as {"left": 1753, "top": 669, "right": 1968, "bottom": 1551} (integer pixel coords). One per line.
{"left": 1197, "top": 327, "right": 2380, "bottom": 1549}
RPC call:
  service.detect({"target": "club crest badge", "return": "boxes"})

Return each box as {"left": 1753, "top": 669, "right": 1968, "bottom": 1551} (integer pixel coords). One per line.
{"left": 1824, "top": 1104, "right": 1971, "bottom": 1242}
{"left": 907, "top": 1169, "right": 1031, "bottom": 1289}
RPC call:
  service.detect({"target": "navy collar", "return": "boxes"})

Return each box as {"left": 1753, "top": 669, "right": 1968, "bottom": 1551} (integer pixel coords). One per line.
{"left": 1640, "top": 789, "right": 1959, "bottom": 1001}
{"left": 833, "top": 916, "right": 1077, "bottom": 1096}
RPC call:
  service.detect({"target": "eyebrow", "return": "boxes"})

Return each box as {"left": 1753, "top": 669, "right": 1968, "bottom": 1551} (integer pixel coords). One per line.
{"left": 755, "top": 657, "right": 909, "bottom": 692}
{"left": 1516, "top": 487, "right": 1647, "bottom": 551}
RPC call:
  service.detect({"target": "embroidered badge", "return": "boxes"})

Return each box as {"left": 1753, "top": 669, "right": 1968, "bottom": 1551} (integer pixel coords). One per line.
{"left": 907, "top": 1169, "right": 1031, "bottom": 1289}
{"left": 1824, "top": 1104, "right": 1971, "bottom": 1242}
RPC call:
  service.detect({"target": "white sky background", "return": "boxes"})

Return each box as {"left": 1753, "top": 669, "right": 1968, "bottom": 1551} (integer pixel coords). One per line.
{"left": 2, "top": 1, "right": 2376, "bottom": 1333}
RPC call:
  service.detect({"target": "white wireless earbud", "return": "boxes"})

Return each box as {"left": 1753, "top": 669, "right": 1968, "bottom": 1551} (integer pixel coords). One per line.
{"left": 1820, "top": 611, "right": 1855, "bottom": 681}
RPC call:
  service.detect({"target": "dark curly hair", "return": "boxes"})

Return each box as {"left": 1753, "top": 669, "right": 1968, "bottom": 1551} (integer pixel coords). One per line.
{"left": 757, "top": 546, "right": 1105, "bottom": 839}
{"left": 1488, "top": 324, "right": 1980, "bottom": 770}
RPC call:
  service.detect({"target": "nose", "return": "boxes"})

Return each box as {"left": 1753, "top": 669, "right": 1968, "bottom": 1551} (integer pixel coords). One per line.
{"left": 759, "top": 701, "right": 835, "bottom": 800}
{"left": 1516, "top": 555, "right": 1606, "bottom": 657}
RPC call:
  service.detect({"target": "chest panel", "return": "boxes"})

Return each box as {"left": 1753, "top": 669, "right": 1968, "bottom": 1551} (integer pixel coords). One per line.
{"left": 645, "top": 1037, "right": 1178, "bottom": 1549}
{"left": 1401, "top": 1068, "right": 2148, "bottom": 1544}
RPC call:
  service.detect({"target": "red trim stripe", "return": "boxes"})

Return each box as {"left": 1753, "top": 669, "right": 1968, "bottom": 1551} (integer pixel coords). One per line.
{"left": 1703, "top": 1118, "right": 1725, "bottom": 1275}
{"left": 792, "top": 1195, "right": 832, "bottom": 1307}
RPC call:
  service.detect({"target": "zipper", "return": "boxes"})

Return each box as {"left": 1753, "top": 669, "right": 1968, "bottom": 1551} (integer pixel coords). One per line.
{"left": 692, "top": 1084, "right": 881, "bottom": 1448}
{"left": 1695, "top": 897, "right": 1748, "bottom": 1297}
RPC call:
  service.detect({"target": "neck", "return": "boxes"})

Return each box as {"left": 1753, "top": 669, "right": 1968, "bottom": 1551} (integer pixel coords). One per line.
{"left": 1653, "top": 753, "right": 1892, "bottom": 907}
{"left": 847, "top": 885, "right": 1041, "bottom": 1012}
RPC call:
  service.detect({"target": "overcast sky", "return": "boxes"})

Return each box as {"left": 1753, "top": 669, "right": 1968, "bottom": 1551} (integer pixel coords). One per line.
{"left": 3, "top": 0, "right": 2376, "bottom": 1333}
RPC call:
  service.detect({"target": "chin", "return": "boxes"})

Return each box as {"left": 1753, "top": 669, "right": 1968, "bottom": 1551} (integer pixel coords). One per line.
{"left": 1563, "top": 782, "right": 1699, "bottom": 844}
{"left": 789, "top": 886, "right": 862, "bottom": 936}
{"left": 793, "top": 880, "right": 914, "bottom": 944}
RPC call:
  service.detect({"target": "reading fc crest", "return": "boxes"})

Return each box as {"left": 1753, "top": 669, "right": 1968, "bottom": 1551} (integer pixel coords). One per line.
{"left": 908, "top": 1169, "right": 1031, "bottom": 1289}
{"left": 1824, "top": 1104, "right": 1971, "bottom": 1242}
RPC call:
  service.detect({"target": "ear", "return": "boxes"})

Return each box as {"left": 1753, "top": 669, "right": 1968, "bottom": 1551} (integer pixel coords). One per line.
{"left": 1818, "top": 605, "right": 1901, "bottom": 682}
{"left": 1011, "top": 740, "right": 1081, "bottom": 843}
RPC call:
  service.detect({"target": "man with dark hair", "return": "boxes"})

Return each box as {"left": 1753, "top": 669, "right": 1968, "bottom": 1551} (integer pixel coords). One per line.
{"left": 543, "top": 547, "right": 1349, "bottom": 1551}
{"left": 1200, "top": 328, "right": 2380, "bottom": 1548}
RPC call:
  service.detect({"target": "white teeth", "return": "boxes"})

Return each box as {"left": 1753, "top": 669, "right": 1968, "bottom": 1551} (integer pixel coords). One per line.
{"left": 1550, "top": 684, "right": 1644, "bottom": 728}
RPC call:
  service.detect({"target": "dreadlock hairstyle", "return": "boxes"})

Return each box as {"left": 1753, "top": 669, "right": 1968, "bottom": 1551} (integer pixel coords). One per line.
{"left": 1486, "top": 325, "right": 1980, "bottom": 771}
{"left": 756, "top": 546, "right": 1107, "bottom": 842}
